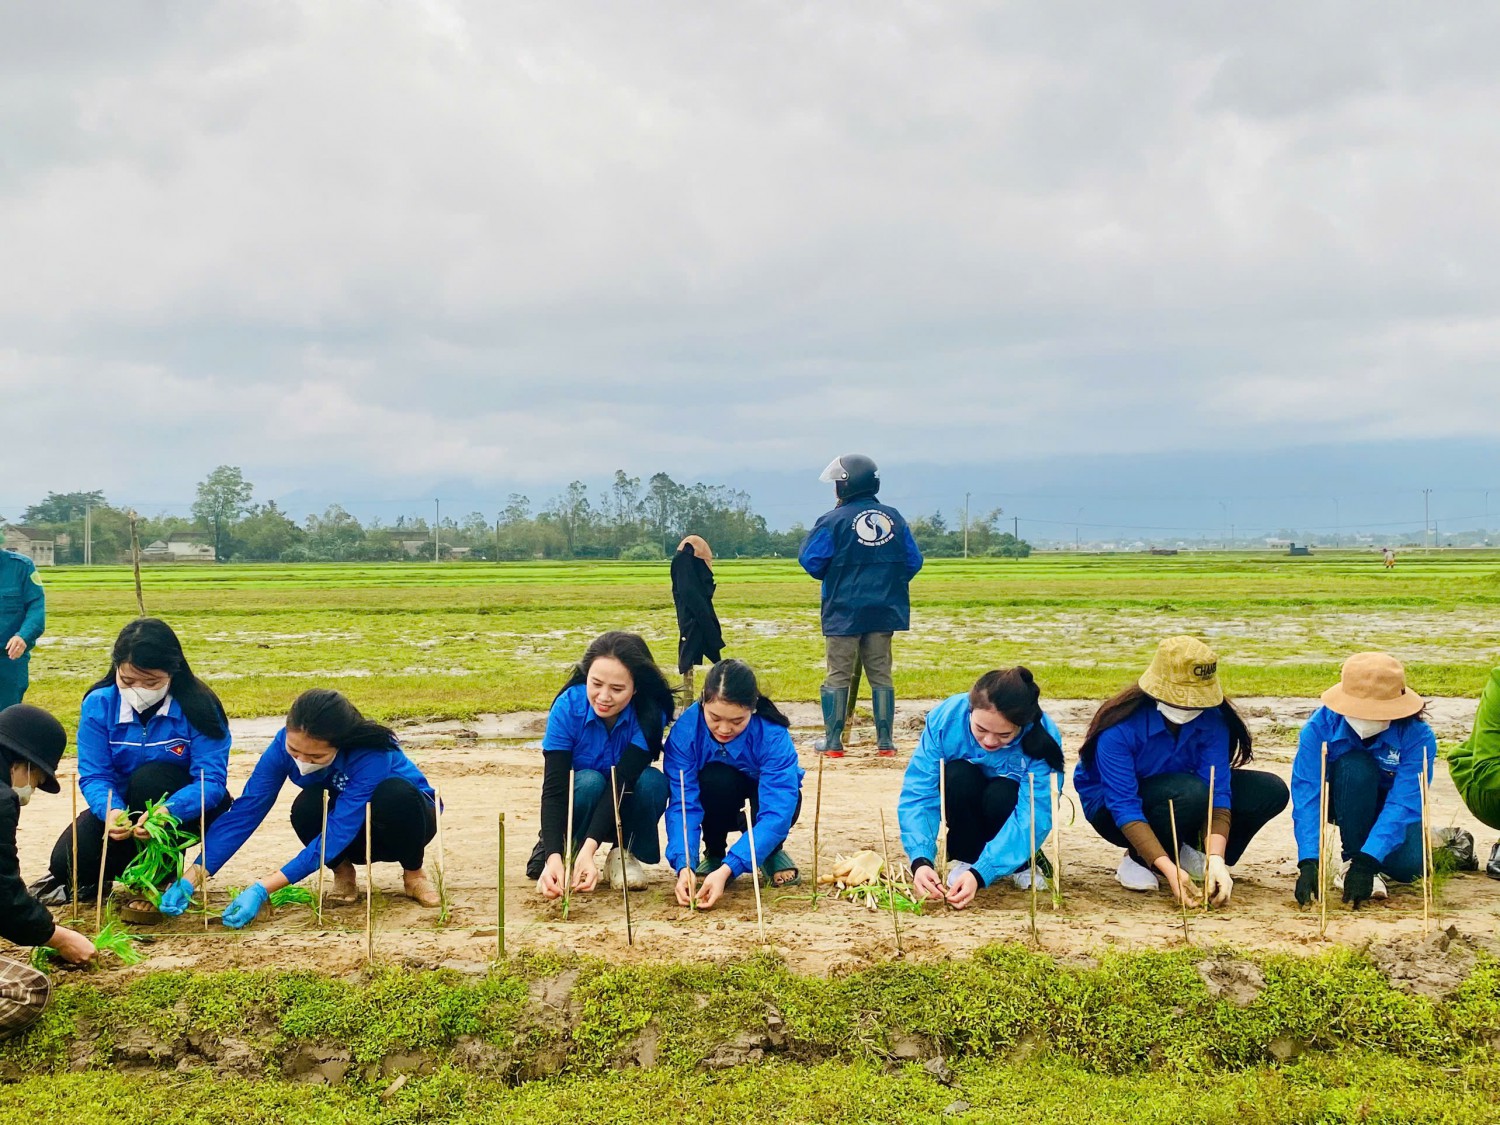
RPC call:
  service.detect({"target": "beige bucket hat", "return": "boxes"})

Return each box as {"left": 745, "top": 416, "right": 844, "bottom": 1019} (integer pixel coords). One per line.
{"left": 1320, "top": 652, "right": 1424, "bottom": 721}
{"left": 1138, "top": 636, "right": 1225, "bottom": 710}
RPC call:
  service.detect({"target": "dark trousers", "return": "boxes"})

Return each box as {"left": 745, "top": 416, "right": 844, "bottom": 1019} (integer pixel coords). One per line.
{"left": 48, "top": 761, "right": 233, "bottom": 892}
{"left": 942, "top": 759, "right": 1022, "bottom": 868}
{"left": 290, "top": 777, "right": 437, "bottom": 871}
{"left": 1088, "top": 769, "right": 1289, "bottom": 865}
{"left": 1329, "top": 749, "right": 1425, "bottom": 881}
{"left": 699, "top": 761, "right": 802, "bottom": 857}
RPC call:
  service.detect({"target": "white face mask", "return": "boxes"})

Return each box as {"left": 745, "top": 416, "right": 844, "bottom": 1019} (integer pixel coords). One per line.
{"left": 13, "top": 784, "right": 33, "bottom": 805}
{"left": 1346, "top": 716, "right": 1392, "bottom": 740}
{"left": 1157, "top": 702, "right": 1204, "bottom": 726}
{"left": 119, "top": 681, "right": 169, "bottom": 714}
{"left": 291, "top": 755, "right": 330, "bottom": 776}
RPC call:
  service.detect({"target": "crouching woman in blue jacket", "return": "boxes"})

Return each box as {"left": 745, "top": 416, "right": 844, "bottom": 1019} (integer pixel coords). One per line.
{"left": 898, "top": 667, "right": 1063, "bottom": 910}
{"left": 1291, "top": 652, "right": 1435, "bottom": 909}
{"left": 665, "top": 660, "right": 804, "bottom": 908}
{"left": 158, "top": 689, "right": 440, "bottom": 926}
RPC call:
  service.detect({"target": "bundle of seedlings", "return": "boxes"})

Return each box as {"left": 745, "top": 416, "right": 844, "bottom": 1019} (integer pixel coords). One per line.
{"left": 31, "top": 920, "right": 145, "bottom": 971}
{"left": 818, "top": 849, "right": 924, "bottom": 914}
{"left": 117, "top": 798, "right": 200, "bottom": 921}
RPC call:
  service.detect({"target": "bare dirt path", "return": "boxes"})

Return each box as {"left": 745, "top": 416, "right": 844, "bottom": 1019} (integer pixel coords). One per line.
{"left": 12, "top": 697, "right": 1499, "bottom": 978}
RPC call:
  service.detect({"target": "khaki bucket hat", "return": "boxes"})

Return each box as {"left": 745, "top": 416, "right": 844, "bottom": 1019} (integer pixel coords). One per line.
{"left": 1138, "top": 636, "right": 1225, "bottom": 710}
{"left": 1320, "top": 652, "right": 1424, "bottom": 721}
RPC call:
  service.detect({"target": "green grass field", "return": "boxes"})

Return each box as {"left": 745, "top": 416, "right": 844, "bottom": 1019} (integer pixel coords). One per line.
{"left": 27, "top": 551, "right": 1500, "bottom": 726}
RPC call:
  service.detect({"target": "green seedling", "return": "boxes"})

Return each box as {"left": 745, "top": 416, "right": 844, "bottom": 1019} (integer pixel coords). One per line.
{"left": 118, "top": 798, "right": 199, "bottom": 908}
{"left": 31, "top": 920, "right": 145, "bottom": 971}
{"left": 268, "top": 886, "right": 317, "bottom": 910}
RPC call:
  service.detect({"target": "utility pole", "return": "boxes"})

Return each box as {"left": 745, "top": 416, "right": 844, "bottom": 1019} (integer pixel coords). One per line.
{"left": 963, "top": 492, "right": 971, "bottom": 559}
{"left": 434, "top": 499, "right": 440, "bottom": 562}
{"left": 1422, "top": 489, "right": 1432, "bottom": 552}
{"left": 1332, "top": 497, "right": 1340, "bottom": 547}
{"left": 496, "top": 517, "right": 501, "bottom": 563}
{"left": 1013, "top": 515, "right": 1019, "bottom": 543}
{"left": 84, "top": 504, "right": 92, "bottom": 566}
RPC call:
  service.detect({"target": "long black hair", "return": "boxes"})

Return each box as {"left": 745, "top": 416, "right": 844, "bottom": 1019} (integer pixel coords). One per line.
{"left": 1078, "top": 684, "right": 1253, "bottom": 769}
{"left": 89, "top": 618, "right": 227, "bottom": 741}
{"left": 968, "top": 666, "right": 1063, "bottom": 772}
{"left": 556, "top": 631, "right": 677, "bottom": 754}
{"left": 286, "top": 689, "right": 397, "bottom": 752}
{"left": 702, "top": 659, "right": 790, "bottom": 729}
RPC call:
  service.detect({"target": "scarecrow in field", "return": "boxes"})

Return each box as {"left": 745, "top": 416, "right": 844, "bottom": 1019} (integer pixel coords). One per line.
{"left": 0, "top": 705, "right": 95, "bottom": 1034}
{"left": 899, "top": 667, "right": 1063, "bottom": 909}
{"left": 1074, "top": 637, "right": 1288, "bottom": 905}
{"left": 664, "top": 659, "right": 803, "bottom": 907}
{"left": 526, "top": 632, "right": 676, "bottom": 896}
{"left": 1292, "top": 653, "right": 1436, "bottom": 908}
{"left": 159, "top": 689, "right": 441, "bottom": 926}
{"left": 671, "top": 535, "right": 724, "bottom": 695}
{"left": 30, "top": 619, "right": 233, "bottom": 908}
{"left": 799, "top": 453, "right": 923, "bottom": 758}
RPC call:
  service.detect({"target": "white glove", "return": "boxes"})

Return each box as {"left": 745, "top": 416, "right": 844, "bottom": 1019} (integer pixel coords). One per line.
{"left": 1205, "top": 855, "right": 1233, "bottom": 906}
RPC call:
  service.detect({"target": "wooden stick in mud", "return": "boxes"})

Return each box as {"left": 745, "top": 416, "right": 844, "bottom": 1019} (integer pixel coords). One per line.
{"left": 1028, "top": 774, "right": 1039, "bottom": 944}
{"left": 96, "top": 789, "right": 113, "bottom": 932}
{"left": 128, "top": 512, "right": 146, "bottom": 616}
{"left": 317, "top": 788, "right": 329, "bottom": 926}
{"left": 1168, "top": 798, "right": 1190, "bottom": 944}
{"left": 1420, "top": 749, "right": 1432, "bottom": 932}
{"left": 201, "top": 774, "right": 210, "bottom": 930}
{"left": 879, "top": 807, "right": 903, "bottom": 957}
{"left": 1049, "top": 771, "right": 1062, "bottom": 910}
{"left": 610, "top": 766, "right": 633, "bottom": 945}
{"left": 937, "top": 759, "right": 949, "bottom": 883}
{"left": 562, "top": 771, "right": 576, "bottom": 920}
{"left": 680, "top": 769, "right": 697, "bottom": 910}
{"left": 434, "top": 784, "right": 448, "bottom": 923}
{"left": 744, "top": 799, "right": 767, "bottom": 945}
{"left": 1319, "top": 741, "right": 1329, "bottom": 938}
{"left": 497, "top": 812, "right": 506, "bottom": 959}
{"left": 70, "top": 775, "right": 80, "bottom": 925}
{"left": 1203, "top": 765, "right": 1215, "bottom": 916}
{"left": 365, "top": 803, "right": 374, "bottom": 964}
{"left": 811, "top": 755, "right": 824, "bottom": 906}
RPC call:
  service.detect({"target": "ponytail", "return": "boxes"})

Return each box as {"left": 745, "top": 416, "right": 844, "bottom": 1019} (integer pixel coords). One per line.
{"left": 703, "top": 659, "right": 791, "bottom": 729}
{"left": 969, "top": 666, "right": 1062, "bottom": 772}
{"left": 286, "top": 689, "right": 397, "bottom": 752}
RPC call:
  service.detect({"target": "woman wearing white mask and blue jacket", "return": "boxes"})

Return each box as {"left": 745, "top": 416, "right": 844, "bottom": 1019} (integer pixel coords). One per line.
{"left": 158, "top": 689, "right": 440, "bottom": 927}
{"left": 34, "top": 619, "right": 232, "bottom": 905}
{"left": 1291, "top": 653, "right": 1434, "bottom": 909}
{"left": 898, "top": 667, "right": 1063, "bottom": 910}
{"left": 1074, "top": 637, "right": 1288, "bottom": 907}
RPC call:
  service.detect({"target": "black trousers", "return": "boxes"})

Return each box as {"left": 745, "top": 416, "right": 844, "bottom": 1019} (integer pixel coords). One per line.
{"left": 1088, "top": 769, "right": 1289, "bottom": 865}
{"left": 290, "top": 778, "right": 437, "bottom": 871}
{"left": 941, "top": 759, "right": 1023, "bottom": 868}
{"left": 48, "top": 761, "right": 233, "bottom": 892}
{"left": 698, "top": 761, "right": 802, "bottom": 857}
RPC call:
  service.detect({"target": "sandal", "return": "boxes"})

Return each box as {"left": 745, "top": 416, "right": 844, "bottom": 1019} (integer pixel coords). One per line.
{"left": 761, "top": 848, "right": 800, "bottom": 888}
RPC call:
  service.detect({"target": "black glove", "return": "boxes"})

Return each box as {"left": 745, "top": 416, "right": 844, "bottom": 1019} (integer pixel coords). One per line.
{"left": 1294, "top": 859, "right": 1319, "bottom": 906}
{"left": 1341, "top": 852, "right": 1381, "bottom": 908}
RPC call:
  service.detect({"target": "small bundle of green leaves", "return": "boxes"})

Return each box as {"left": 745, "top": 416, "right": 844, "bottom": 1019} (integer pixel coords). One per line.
{"left": 118, "top": 798, "right": 200, "bottom": 907}
{"left": 268, "top": 886, "right": 316, "bottom": 910}
{"left": 31, "top": 921, "right": 145, "bottom": 971}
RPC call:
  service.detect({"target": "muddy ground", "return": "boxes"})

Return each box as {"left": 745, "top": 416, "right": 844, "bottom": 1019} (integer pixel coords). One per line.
{"left": 9, "top": 696, "right": 1500, "bottom": 978}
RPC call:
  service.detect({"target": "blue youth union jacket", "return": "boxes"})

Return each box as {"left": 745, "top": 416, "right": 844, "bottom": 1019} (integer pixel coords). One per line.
{"left": 798, "top": 497, "right": 923, "bottom": 636}
{"left": 1072, "top": 704, "right": 1234, "bottom": 829}
{"left": 542, "top": 683, "right": 651, "bottom": 771}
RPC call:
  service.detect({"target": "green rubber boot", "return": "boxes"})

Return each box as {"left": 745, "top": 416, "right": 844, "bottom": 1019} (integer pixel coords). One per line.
{"left": 872, "top": 687, "right": 897, "bottom": 755}
{"left": 816, "top": 687, "right": 848, "bottom": 757}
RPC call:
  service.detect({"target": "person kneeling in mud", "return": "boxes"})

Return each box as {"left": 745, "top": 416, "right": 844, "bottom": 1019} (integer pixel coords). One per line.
{"left": 665, "top": 660, "right": 803, "bottom": 908}
{"left": 158, "top": 689, "right": 441, "bottom": 927}
{"left": 528, "top": 632, "right": 677, "bottom": 898}
{"left": 1292, "top": 653, "right": 1436, "bottom": 908}
{"left": 1074, "top": 637, "right": 1288, "bottom": 907}
{"left": 898, "top": 667, "right": 1062, "bottom": 910}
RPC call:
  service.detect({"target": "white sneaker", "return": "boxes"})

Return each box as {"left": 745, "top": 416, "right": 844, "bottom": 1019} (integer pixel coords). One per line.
{"left": 1178, "top": 844, "right": 1206, "bottom": 881}
{"left": 605, "top": 847, "right": 648, "bottom": 890}
{"left": 1371, "top": 874, "right": 1388, "bottom": 900}
{"left": 1010, "top": 867, "right": 1049, "bottom": 891}
{"left": 1333, "top": 859, "right": 1350, "bottom": 891}
{"left": 1116, "top": 853, "right": 1160, "bottom": 892}
{"left": 946, "top": 860, "right": 975, "bottom": 890}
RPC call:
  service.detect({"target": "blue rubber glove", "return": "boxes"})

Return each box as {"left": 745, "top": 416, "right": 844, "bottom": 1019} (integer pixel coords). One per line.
{"left": 158, "top": 876, "right": 197, "bottom": 917}
{"left": 221, "top": 883, "right": 270, "bottom": 930}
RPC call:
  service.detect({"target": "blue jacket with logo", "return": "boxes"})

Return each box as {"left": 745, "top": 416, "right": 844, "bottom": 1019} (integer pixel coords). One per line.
{"left": 799, "top": 497, "right": 923, "bottom": 636}
{"left": 898, "top": 693, "right": 1063, "bottom": 886}
{"left": 1291, "top": 706, "right": 1435, "bottom": 864}
{"left": 77, "top": 686, "right": 232, "bottom": 824}
{"left": 663, "top": 702, "right": 805, "bottom": 879}
{"left": 0, "top": 550, "right": 45, "bottom": 676}
{"left": 1073, "top": 704, "right": 1234, "bottom": 829}
{"left": 202, "top": 728, "right": 434, "bottom": 886}
{"left": 542, "top": 683, "right": 652, "bottom": 770}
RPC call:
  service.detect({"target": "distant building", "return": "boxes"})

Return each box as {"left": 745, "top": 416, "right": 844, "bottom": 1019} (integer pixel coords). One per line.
{"left": 2, "top": 526, "right": 55, "bottom": 566}
{"left": 141, "top": 534, "right": 216, "bottom": 563}
{"left": 398, "top": 540, "right": 430, "bottom": 558}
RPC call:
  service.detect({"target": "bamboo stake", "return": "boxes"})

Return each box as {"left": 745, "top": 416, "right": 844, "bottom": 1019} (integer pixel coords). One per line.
{"left": 95, "top": 789, "right": 113, "bottom": 931}
{"left": 1027, "top": 774, "right": 1038, "bottom": 944}
{"left": 1167, "top": 798, "right": 1190, "bottom": 944}
{"left": 937, "top": 759, "right": 949, "bottom": 883}
{"left": 201, "top": 774, "right": 209, "bottom": 930}
{"left": 1319, "top": 742, "right": 1329, "bottom": 938}
{"left": 878, "top": 807, "right": 903, "bottom": 957}
{"left": 743, "top": 800, "right": 767, "bottom": 945}
{"left": 562, "top": 771, "right": 576, "bottom": 920}
{"left": 811, "top": 754, "right": 823, "bottom": 906}
{"left": 128, "top": 513, "right": 146, "bottom": 616}
{"left": 1049, "top": 772, "right": 1062, "bottom": 910}
{"left": 1420, "top": 749, "right": 1431, "bottom": 932}
{"left": 1203, "top": 765, "right": 1215, "bottom": 916}
{"left": 317, "top": 789, "right": 329, "bottom": 926}
{"left": 610, "top": 767, "right": 633, "bottom": 945}
{"left": 497, "top": 812, "right": 506, "bottom": 959}
{"left": 70, "top": 775, "right": 79, "bottom": 924}
{"left": 680, "top": 769, "right": 696, "bottom": 910}
{"left": 365, "top": 803, "right": 374, "bottom": 963}
{"left": 435, "top": 785, "right": 448, "bottom": 924}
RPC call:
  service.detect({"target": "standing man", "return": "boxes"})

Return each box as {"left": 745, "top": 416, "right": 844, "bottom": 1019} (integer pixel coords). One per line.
{"left": 799, "top": 454, "right": 923, "bottom": 758}
{"left": 0, "top": 548, "right": 45, "bottom": 710}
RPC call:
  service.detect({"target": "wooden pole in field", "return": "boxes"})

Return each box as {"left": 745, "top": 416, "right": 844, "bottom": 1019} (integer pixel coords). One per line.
{"left": 879, "top": 807, "right": 903, "bottom": 957}
{"left": 434, "top": 785, "right": 448, "bottom": 923}
{"left": 610, "top": 767, "right": 633, "bottom": 945}
{"left": 365, "top": 803, "right": 374, "bottom": 963}
{"left": 1049, "top": 772, "right": 1062, "bottom": 910}
{"left": 1203, "top": 765, "right": 1215, "bottom": 915}
{"left": 562, "top": 771, "right": 576, "bottom": 920}
{"left": 811, "top": 755, "right": 823, "bottom": 906}
{"left": 1168, "top": 798, "right": 1190, "bottom": 944}
{"left": 1318, "top": 742, "right": 1329, "bottom": 938}
{"left": 317, "top": 789, "right": 329, "bottom": 926}
{"left": 201, "top": 774, "right": 210, "bottom": 930}
{"left": 95, "top": 789, "right": 113, "bottom": 931}
{"left": 497, "top": 812, "right": 506, "bottom": 959}
{"left": 846, "top": 649, "right": 865, "bottom": 736}
{"left": 1420, "top": 749, "right": 1431, "bottom": 932}
{"left": 128, "top": 513, "right": 146, "bottom": 616}
{"left": 744, "top": 799, "right": 767, "bottom": 945}
{"left": 1027, "top": 774, "right": 1039, "bottom": 944}
{"left": 937, "top": 760, "right": 949, "bottom": 883}
{"left": 70, "top": 775, "right": 80, "bottom": 925}
{"left": 680, "top": 769, "right": 696, "bottom": 910}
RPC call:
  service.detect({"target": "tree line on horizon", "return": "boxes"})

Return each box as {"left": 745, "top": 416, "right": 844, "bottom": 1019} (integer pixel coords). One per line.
{"left": 8, "top": 467, "right": 1031, "bottom": 564}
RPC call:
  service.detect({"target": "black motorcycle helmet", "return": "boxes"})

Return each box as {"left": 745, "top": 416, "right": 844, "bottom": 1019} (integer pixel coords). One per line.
{"left": 819, "top": 454, "right": 880, "bottom": 502}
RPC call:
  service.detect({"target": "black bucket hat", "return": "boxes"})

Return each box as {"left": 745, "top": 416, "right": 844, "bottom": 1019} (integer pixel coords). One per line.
{"left": 0, "top": 705, "right": 66, "bottom": 794}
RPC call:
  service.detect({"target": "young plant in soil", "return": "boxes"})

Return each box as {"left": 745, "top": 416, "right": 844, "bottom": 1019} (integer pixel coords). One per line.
{"left": 118, "top": 798, "right": 199, "bottom": 911}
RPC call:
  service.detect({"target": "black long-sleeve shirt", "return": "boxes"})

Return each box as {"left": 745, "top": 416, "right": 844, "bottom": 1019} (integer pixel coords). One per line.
{"left": 0, "top": 785, "right": 56, "bottom": 948}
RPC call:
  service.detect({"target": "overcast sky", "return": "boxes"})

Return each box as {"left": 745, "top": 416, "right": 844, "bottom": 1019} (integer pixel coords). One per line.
{"left": 3, "top": 2, "right": 1498, "bottom": 513}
